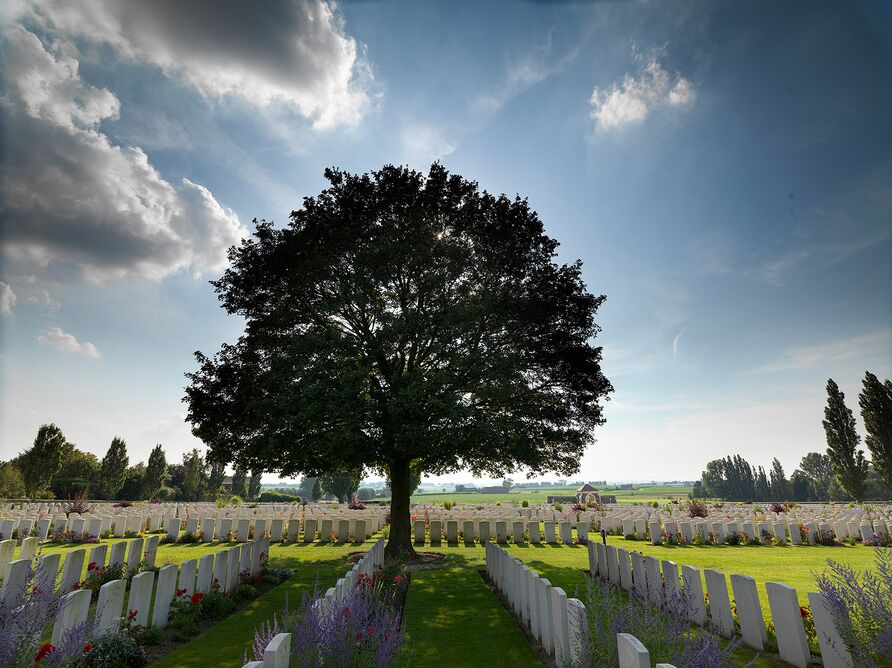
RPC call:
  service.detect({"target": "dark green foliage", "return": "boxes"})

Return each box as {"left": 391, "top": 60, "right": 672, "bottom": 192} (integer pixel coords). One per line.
{"left": 0, "top": 462, "right": 25, "bottom": 497}
{"left": 769, "top": 457, "right": 789, "bottom": 499}
{"left": 20, "top": 423, "right": 69, "bottom": 496}
{"left": 143, "top": 445, "right": 169, "bottom": 498}
{"left": 116, "top": 463, "right": 146, "bottom": 500}
{"left": 185, "top": 164, "right": 611, "bottom": 556}
{"left": 51, "top": 448, "right": 100, "bottom": 498}
{"left": 824, "top": 378, "right": 869, "bottom": 502}
{"left": 206, "top": 460, "right": 226, "bottom": 499}
{"left": 97, "top": 436, "right": 129, "bottom": 499}
{"left": 181, "top": 448, "right": 206, "bottom": 501}
{"left": 257, "top": 489, "right": 299, "bottom": 502}
{"left": 320, "top": 469, "right": 362, "bottom": 503}
{"left": 247, "top": 469, "right": 263, "bottom": 500}
{"left": 230, "top": 466, "right": 248, "bottom": 498}
{"left": 859, "top": 371, "right": 892, "bottom": 492}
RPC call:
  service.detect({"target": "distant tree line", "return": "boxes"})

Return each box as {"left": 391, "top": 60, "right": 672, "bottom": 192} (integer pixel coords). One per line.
{"left": 692, "top": 372, "right": 892, "bottom": 502}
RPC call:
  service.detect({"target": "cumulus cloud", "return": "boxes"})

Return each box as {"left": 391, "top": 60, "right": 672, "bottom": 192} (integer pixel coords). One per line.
{"left": 590, "top": 52, "right": 694, "bottom": 132}
{"left": 37, "top": 326, "right": 100, "bottom": 357}
{"left": 23, "top": 0, "right": 373, "bottom": 129}
{"left": 0, "top": 24, "right": 246, "bottom": 281}
{"left": 0, "top": 283, "right": 16, "bottom": 316}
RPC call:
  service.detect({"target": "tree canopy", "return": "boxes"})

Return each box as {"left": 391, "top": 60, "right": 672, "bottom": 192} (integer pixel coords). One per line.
{"left": 859, "top": 371, "right": 892, "bottom": 492}
{"left": 185, "top": 163, "right": 612, "bottom": 555}
{"left": 823, "top": 378, "right": 869, "bottom": 502}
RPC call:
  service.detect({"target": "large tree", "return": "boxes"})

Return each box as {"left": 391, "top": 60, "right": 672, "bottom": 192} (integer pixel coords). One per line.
{"left": 20, "top": 424, "right": 69, "bottom": 497}
{"left": 52, "top": 449, "right": 101, "bottom": 498}
{"left": 98, "top": 437, "right": 129, "bottom": 499}
{"left": 185, "top": 164, "right": 612, "bottom": 557}
{"left": 769, "top": 458, "right": 789, "bottom": 500}
{"left": 181, "top": 449, "right": 206, "bottom": 501}
{"left": 859, "top": 371, "right": 892, "bottom": 492}
{"left": 823, "top": 379, "right": 869, "bottom": 502}
{"left": 143, "top": 445, "right": 169, "bottom": 498}
{"left": 320, "top": 469, "right": 362, "bottom": 503}
{"left": 230, "top": 466, "right": 248, "bottom": 499}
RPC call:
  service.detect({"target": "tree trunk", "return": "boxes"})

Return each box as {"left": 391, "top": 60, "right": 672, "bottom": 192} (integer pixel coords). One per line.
{"left": 385, "top": 458, "right": 416, "bottom": 560}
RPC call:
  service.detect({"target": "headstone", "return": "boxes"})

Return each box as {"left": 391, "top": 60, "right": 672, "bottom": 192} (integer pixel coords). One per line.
{"left": 213, "top": 548, "right": 229, "bottom": 592}
{"left": 478, "top": 521, "right": 491, "bottom": 543}
{"left": 807, "top": 591, "right": 853, "bottom": 668}
{"left": 127, "top": 571, "right": 155, "bottom": 627}
{"left": 649, "top": 520, "right": 662, "bottom": 545}
{"left": 237, "top": 518, "right": 251, "bottom": 542}
{"left": 167, "top": 518, "right": 182, "bottom": 542}
{"left": 270, "top": 518, "right": 284, "bottom": 542}
{"left": 544, "top": 521, "right": 556, "bottom": 544}
{"left": 87, "top": 518, "right": 102, "bottom": 538}
{"left": 495, "top": 521, "right": 508, "bottom": 544}
{"left": 789, "top": 522, "right": 802, "bottom": 545}
{"left": 319, "top": 519, "right": 333, "bottom": 541}
{"left": 513, "top": 521, "right": 525, "bottom": 544}
{"left": 220, "top": 517, "right": 233, "bottom": 540}
{"left": 631, "top": 551, "right": 646, "bottom": 598}
{"left": 94, "top": 579, "right": 126, "bottom": 635}
{"left": 226, "top": 545, "right": 240, "bottom": 593}
{"left": 19, "top": 536, "right": 39, "bottom": 563}
{"left": 773, "top": 522, "right": 788, "bottom": 545}
{"left": 36, "top": 518, "right": 51, "bottom": 540}
{"left": 429, "top": 520, "right": 441, "bottom": 545}
{"left": 414, "top": 520, "right": 425, "bottom": 545}
{"left": 287, "top": 519, "right": 300, "bottom": 542}
{"left": 551, "top": 586, "right": 570, "bottom": 664}
{"left": 529, "top": 521, "right": 540, "bottom": 544}
{"left": 766, "top": 582, "right": 811, "bottom": 668}
{"left": 108, "top": 540, "right": 127, "bottom": 569}
{"left": 150, "top": 564, "right": 178, "bottom": 628}
{"left": 463, "top": 521, "right": 475, "bottom": 545}
{"left": 197, "top": 554, "right": 214, "bottom": 593}
{"left": 446, "top": 520, "right": 458, "bottom": 543}
{"left": 202, "top": 518, "right": 216, "bottom": 542}
{"left": 88, "top": 544, "right": 107, "bottom": 570}
{"left": 662, "top": 560, "right": 680, "bottom": 602}
{"left": 127, "top": 537, "right": 145, "bottom": 571}
{"left": 617, "top": 548, "right": 633, "bottom": 591}
{"left": 52, "top": 589, "right": 91, "bottom": 644}
{"left": 263, "top": 632, "right": 292, "bottom": 668}
{"left": 617, "top": 633, "right": 650, "bottom": 668}
{"left": 143, "top": 535, "right": 159, "bottom": 570}
{"left": 538, "top": 577, "right": 555, "bottom": 656}
{"left": 178, "top": 558, "right": 197, "bottom": 597}
{"left": 59, "top": 548, "right": 85, "bottom": 592}
{"left": 34, "top": 553, "right": 61, "bottom": 594}
{"left": 567, "top": 598, "right": 589, "bottom": 667}
{"left": 731, "top": 574, "right": 766, "bottom": 650}
{"left": 0, "top": 559, "right": 31, "bottom": 606}
{"left": 304, "top": 518, "right": 317, "bottom": 542}
{"left": 354, "top": 519, "right": 367, "bottom": 542}
{"left": 682, "top": 564, "right": 706, "bottom": 626}
{"left": 704, "top": 570, "right": 734, "bottom": 637}
{"left": 559, "top": 521, "right": 573, "bottom": 544}
{"left": 645, "top": 556, "right": 662, "bottom": 605}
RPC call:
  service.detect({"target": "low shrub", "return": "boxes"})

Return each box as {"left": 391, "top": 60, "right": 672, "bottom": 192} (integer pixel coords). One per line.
{"left": 112, "top": 499, "right": 133, "bottom": 508}
{"left": 769, "top": 502, "right": 787, "bottom": 514}
{"left": 347, "top": 497, "right": 366, "bottom": 510}
{"left": 257, "top": 490, "right": 299, "bottom": 503}
{"left": 816, "top": 547, "right": 892, "bottom": 666}
{"left": 521, "top": 500, "right": 529, "bottom": 508}
{"left": 62, "top": 491, "right": 92, "bottom": 516}
{"left": 178, "top": 530, "right": 203, "bottom": 544}
{"left": 686, "top": 499, "right": 708, "bottom": 518}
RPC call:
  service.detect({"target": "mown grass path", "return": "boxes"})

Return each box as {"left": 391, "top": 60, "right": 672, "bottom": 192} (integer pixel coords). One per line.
{"left": 399, "top": 556, "right": 542, "bottom": 667}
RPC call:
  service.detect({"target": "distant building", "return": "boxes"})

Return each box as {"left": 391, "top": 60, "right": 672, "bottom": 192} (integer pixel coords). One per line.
{"left": 222, "top": 476, "right": 233, "bottom": 492}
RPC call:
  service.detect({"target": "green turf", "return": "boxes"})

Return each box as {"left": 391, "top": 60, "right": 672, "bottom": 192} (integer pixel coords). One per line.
{"left": 399, "top": 555, "right": 543, "bottom": 667}
{"left": 21, "top": 532, "right": 880, "bottom": 666}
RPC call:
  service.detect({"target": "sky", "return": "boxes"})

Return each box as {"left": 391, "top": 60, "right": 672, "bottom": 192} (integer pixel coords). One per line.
{"left": 1, "top": 0, "right": 890, "bottom": 485}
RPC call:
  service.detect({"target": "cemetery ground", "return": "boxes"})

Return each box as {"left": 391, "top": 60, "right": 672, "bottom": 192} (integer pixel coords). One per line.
{"left": 17, "top": 529, "right": 880, "bottom": 667}
{"left": 409, "top": 484, "right": 694, "bottom": 506}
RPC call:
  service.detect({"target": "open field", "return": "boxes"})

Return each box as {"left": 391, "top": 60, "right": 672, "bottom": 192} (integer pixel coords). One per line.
{"left": 409, "top": 484, "right": 693, "bottom": 506}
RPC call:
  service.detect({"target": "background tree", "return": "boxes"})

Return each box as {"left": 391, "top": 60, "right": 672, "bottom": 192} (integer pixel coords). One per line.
{"left": 797, "top": 451, "right": 837, "bottom": 500}
{"left": 206, "top": 461, "right": 226, "bottom": 499}
{"left": 117, "top": 463, "right": 146, "bottom": 500}
{"left": 320, "top": 469, "right": 362, "bottom": 503}
{"left": 143, "top": 445, "right": 168, "bottom": 498}
{"left": 20, "top": 424, "right": 69, "bottom": 497}
{"left": 230, "top": 466, "right": 248, "bottom": 499}
{"left": 311, "top": 478, "right": 322, "bottom": 501}
{"left": 185, "top": 164, "right": 612, "bottom": 557}
{"left": 0, "top": 463, "right": 25, "bottom": 497}
{"left": 502, "top": 478, "right": 514, "bottom": 491}
{"left": 297, "top": 476, "right": 317, "bottom": 500}
{"left": 248, "top": 469, "right": 263, "bottom": 500}
{"left": 790, "top": 470, "right": 811, "bottom": 501}
{"left": 859, "top": 371, "right": 892, "bottom": 491}
{"left": 97, "top": 437, "right": 129, "bottom": 499}
{"left": 823, "top": 378, "right": 869, "bottom": 502}
{"left": 754, "top": 466, "right": 770, "bottom": 500}
{"left": 769, "top": 458, "right": 789, "bottom": 499}
{"left": 51, "top": 449, "right": 100, "bottom": 498}
{"left": 181, "top": 449, "right": 206, "bottom": 501}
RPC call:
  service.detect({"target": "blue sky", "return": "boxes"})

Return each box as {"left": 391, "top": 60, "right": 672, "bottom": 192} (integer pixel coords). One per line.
{"left": 1, "top": 0, "right": 890, "bottom": 483}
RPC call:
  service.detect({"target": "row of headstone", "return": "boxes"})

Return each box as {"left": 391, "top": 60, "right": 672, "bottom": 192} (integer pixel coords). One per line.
{"left": 313, "top": 537, "right": 386, "bottom": 615}
{"left": 411, "top": 518, "right": 587, "bottom": 546}
{"left": 586, "top": 542, "right": 853, "bottom": 668}
{"left": 485, "top": 542, "right": 588, "bottom": 667}
{"left": 47, "top": 537, "right": 271, "bottom": 644}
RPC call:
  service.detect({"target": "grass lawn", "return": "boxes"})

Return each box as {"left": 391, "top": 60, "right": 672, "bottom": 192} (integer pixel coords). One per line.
{"left": 399, "top": 555, "right": 542, "bottom": 667}
{"left": 23, "top": 533, "right": 880, "bottom": 666}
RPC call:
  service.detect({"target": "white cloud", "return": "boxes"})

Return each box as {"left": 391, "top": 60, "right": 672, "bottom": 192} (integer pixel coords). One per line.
{"left": 23, "top": 0, "right": 373, "bottom": 130}
{"left": 590, "top": 52, "right": 695, "bottom": 132}
{"left": 0, "top": 283, "right": 16, "bottom": 316}
{"left": 37, "top": 326, "right": 100, "bottom": 358}
{"left": 400, "top": 125, "right": 456, "bottom": 165}
{"left": 27, "top": 289, "right": 60, "bottom": 312}
{"left": 750, "top": 250, "right": 809, "bottom": 285}
{"left": 750, "top": 329, "right": 892, "bottom": 374}
{"left": 0, "top": 24, "right": 247, "bottom": 281}
{"left": 672, "top": 328, "right": 686, "bottom": 359}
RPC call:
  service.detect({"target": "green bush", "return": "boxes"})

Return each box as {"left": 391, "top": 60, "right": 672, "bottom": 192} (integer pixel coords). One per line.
{"left": 521, "top": 500, "right": 529, "bottom": 508}
{"left": 235, "top": 583, "right": 258, "bottom": 602}
{"left": 141, "top": 625, "right": 164, "bottom": 646}
{"left": 258, "top": 490, "right": 299, "bottom": 502}
{"left": 443, "top": 500, "right": 453, "bottom": 510}
{"left": 199, "top": 590, "right": 236, "bottom": 620}
{"left": 82, "top": 629, "right": 143, "bottom": 667}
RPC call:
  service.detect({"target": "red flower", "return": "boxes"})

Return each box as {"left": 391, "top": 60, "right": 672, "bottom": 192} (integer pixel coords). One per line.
{"left": 175, "top": 588, "right": 187, "bottom": 597}
{"left": 800, "top": 606, "right": 812, "bottom": 619}
{"left": 83, "top": 642, "right": 94, "bottom": 653}
{"left": 128, "top": 609, "right": 138, "bottom": 621}
{"left": 34, "top": 643, "right": 55, "bottom": 662}
{"left": 393, "top": 575, "right": 401, "bottom": 584}
{"left": 87, "top": 562, "right": 98, "bottom": 571}
{"left": 71, "top": 582, "right": 81, "bottom": 590}
{"left": 191, "top": 592, "right": 205, "bottom": 605}
{"left": 252, "top": 573, "right": 261, "bottom": 584}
